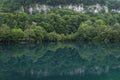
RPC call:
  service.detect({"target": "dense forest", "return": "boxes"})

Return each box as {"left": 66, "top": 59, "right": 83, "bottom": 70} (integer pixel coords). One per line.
{"left": 0, "top": 0, "right": 120, "bottom": 43}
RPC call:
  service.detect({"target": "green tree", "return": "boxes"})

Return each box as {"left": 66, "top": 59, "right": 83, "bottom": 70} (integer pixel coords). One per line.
{"left": 24, "top": 28, "right": 36, "bottom": 42}
{"left": 45, "top": 32, "right": 62, "bottom": 41}
{"left": 34, "top": 26, "right": 47, "bottom": 42}
{"left": 77, "top": 20, "right": 93, "bottom": 40}
{"left": 0, "top": 24, "right": 11, "bottom": 42}
{"left": 10, "top": 28, "right": 25, "bottom": 42}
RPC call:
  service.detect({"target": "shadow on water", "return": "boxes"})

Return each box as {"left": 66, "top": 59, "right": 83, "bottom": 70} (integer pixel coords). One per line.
{"left": 0, "top": 42, "right": 120, "bottom": 80}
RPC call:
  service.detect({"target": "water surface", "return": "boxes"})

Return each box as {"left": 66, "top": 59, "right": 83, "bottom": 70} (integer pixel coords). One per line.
{"left": 0, "top": 42, "right": 120, "bottom": 80}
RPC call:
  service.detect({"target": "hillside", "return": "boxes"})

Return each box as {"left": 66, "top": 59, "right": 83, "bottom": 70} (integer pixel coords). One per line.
{"left": 0, "top": 0, "right": 120, "bottom": 43}
{"left": 1, "top": 0, "right": 120, "bottom": 13}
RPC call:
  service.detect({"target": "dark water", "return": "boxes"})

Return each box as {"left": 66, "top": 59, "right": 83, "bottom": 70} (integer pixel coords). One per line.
{"left": 0, "top": 42, "right": 120, "bottom": 80}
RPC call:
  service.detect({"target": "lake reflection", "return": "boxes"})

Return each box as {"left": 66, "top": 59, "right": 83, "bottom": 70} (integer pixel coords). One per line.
{"left": 0, "top": 42, "right": 120, "bottom": 80}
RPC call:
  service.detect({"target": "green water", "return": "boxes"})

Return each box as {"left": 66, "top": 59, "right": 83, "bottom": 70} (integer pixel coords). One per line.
{"left": 0, "top": 42, "right": 120, "bottom": 80}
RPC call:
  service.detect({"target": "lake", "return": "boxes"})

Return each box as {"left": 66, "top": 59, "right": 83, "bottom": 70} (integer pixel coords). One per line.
{"left": 0, "top": 42, "right": 120, "bottom": 80}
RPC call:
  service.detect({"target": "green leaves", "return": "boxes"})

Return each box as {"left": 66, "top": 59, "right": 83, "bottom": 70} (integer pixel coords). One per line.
{"left": 0, "top": 24, "right": 11, "bottom": 42}
{"left": 1, "top": 9, "right": 120, "bottom": 43}
{"left": 75, "top": 19, "right": 120, "bottom": 42}
{"left": 10, "top": 28, "right": 25, "bottom": 42}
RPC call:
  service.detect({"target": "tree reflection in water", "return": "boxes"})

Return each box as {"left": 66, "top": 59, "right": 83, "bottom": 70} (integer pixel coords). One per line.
{"left": 0, "top": 42, "right": 120, "bottom": 80}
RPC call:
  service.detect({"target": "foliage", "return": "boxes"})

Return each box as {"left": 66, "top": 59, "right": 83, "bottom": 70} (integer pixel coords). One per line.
{"left": 0, "top": 9, "right": 120, "bottom": 43}
{"left": 0, "top": 24, "right": 11, "bottom": 42}
{"left": 10, "top": 28, "right": 25, "bottom": 42}
{"left": 1, "top": 0, "right": 120, "bottom": 12}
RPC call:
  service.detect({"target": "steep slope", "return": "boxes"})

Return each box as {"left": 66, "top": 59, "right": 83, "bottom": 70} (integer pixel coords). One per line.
{"left": 1, "top": 0, "right": 120, "bottom": 13}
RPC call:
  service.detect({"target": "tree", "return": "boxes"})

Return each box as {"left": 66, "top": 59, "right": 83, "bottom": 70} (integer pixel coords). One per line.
{"left": 10, "top": 28, "right": 25, "bottom": 42}
{"left": 34, "top": 26, "right": 47, "bottom": 42}
{"left": 0, "top": 24, "right": 11, "bottom": 42}
{"left": 77, "top": 20, "right": 93, "bottom": 40}
{"left": 24, "top": 28, "right": 36, "bottom": 42}
{"left": 45, "top": 32, "right": 62, "bottom": 41}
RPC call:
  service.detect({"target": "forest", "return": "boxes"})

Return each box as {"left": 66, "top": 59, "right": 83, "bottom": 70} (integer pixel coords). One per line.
{"left": 0, "top": 0, "right": 120, "bottom": 43}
